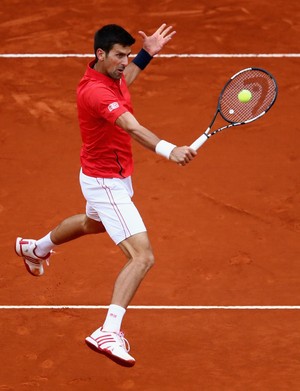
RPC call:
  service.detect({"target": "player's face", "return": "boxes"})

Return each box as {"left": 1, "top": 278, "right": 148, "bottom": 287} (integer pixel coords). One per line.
{"left": 103, "top": 44, "right": 131, "bottom": 80}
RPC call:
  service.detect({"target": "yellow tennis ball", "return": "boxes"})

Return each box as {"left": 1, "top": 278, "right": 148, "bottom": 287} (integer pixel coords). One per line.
{"left": 238, "top": 89, "right": 252, "bottom": 103}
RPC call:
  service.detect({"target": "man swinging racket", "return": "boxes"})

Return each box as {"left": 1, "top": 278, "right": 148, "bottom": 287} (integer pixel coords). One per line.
{"left": 16, "top": 23, "right": 196, "bottom": 367}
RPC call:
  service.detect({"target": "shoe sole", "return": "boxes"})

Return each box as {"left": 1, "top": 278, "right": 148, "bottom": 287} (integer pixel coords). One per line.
{"left": 15, "top": 237, "right": 43, "bottom": 277}
{"left": 85, "top": 337, "right": 135, "bottom": 367}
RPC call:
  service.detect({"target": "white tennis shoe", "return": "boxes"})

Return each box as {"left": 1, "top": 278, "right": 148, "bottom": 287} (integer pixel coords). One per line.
{"left": 85, "top": 327, "right": 135, "bottom": 367}
{"left": 15, "top": 237, "right": 52, "bottom": 277}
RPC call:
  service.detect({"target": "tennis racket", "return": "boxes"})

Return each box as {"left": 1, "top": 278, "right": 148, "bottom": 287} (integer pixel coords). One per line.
{"left": 190, "top": 67, "right": 278, "bottom": 150}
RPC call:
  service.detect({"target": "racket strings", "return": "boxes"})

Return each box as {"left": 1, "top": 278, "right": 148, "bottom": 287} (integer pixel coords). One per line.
{"left": 219, "top": 69, "right": 277, "bottom": 123}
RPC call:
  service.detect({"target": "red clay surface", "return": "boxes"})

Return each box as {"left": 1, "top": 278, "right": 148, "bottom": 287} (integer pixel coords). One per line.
{"left": 1, "top": 0, "right": 300, "bottom": 390}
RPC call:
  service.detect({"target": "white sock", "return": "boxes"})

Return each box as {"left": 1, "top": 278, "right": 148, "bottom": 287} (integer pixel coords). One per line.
{"left": 102, "top": 304, "right": 126, "bottom": 333}
{"left": 35, "top": 232, "right": 55, "bottom": 257}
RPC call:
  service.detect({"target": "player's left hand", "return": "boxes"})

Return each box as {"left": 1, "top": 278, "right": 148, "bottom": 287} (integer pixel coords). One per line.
{"left": 138, "top": 23, "right": 176, "bottom": 57}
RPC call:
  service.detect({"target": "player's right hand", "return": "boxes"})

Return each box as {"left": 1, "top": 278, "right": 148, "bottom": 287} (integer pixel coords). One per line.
{"left": 170, "top": 146, "right": 197, "bottom": 166}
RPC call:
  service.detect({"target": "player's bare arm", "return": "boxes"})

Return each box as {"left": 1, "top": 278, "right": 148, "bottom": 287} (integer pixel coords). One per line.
{"left": 124, "top": 23, "right": 176, "bottom": 86}
{"left": 116, "top": 111, "right": 196, "bottom": 166}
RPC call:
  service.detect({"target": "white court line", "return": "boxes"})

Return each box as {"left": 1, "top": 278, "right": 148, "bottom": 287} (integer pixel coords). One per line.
{"left": 1, "top": 305, "right": 300, "bottom": 310}
{"left": 0, "top": 53, "right": 299, "bottom": 58}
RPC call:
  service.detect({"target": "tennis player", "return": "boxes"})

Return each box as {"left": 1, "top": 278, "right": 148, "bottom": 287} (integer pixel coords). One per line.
{"left": 15, "top": 23, "right": 196, "bottom": 367}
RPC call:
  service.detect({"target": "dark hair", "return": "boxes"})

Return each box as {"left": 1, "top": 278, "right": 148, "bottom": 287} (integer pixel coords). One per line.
{"left": 94, "top": 24, "right": 135, "bottom": 57}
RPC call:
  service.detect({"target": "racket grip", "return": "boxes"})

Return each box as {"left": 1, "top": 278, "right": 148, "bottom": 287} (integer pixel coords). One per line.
{"left": 190, "top": 133, "right": 208, "bottom": 151}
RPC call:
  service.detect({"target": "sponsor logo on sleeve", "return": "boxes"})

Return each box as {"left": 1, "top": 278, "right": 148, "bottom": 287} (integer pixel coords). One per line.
{"left": 108, "top": 102, "right": 119, "bottom": 112}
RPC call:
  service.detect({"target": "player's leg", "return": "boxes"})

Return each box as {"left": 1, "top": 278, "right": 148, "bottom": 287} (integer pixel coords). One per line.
{"left": 86, "top": 232, "right": 154, "bottom": 367}
{"left": 84, "top": 175, "right": 152, "bottom": 366}
{"left": 100, "top": 231, "right": 154, "bottom": 332}
{"left": 50, "top": 214, "right": 105, "bottom": 245}
{"left": 111, "top": 231, "right": 154, "bottom": 308}
{"left": 16, "top": 215, "right": 105, "bottom": 276}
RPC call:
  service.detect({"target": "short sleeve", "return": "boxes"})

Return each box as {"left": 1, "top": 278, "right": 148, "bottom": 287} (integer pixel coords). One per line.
{"left": 87, "top": 85, "right": 128, "bottom": 124}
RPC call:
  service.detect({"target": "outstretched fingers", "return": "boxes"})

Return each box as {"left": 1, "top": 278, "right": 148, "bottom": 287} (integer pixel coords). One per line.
{"left": 138, "top": 23, "right": 176, "bottom": 56}
{"left": 160, "top": 25, "right": 176, "bottom": 39}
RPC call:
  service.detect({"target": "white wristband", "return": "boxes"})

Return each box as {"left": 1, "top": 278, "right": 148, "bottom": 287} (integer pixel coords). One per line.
{"left": 155, "top": 140, "right": 177, "bottom": 159}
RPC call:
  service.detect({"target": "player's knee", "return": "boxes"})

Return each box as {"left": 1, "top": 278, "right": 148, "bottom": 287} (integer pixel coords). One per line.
{"left": 135, "top": 251, "right": 155, "bottom": 272}
{"left": 146, "top": 252, "right": 155, "bottom": 270}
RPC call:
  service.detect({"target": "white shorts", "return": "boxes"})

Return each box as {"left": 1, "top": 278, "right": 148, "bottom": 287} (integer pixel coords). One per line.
{"left": 79, "top": 169, "right": 146, "bottom": 245}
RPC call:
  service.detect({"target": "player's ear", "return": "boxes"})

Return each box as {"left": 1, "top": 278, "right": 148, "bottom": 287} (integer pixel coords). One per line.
{"left": 96, "top": 48, "right": 105, "bottom": 62}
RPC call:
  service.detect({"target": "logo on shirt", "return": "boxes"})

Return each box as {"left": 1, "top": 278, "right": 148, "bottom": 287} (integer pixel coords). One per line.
{"left": 108, "top": 102, "right": 119, "bottom": 112}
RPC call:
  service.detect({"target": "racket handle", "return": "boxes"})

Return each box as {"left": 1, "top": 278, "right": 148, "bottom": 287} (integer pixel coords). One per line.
{"left": 190, "top": 133, "right": 208, "bottom": 151}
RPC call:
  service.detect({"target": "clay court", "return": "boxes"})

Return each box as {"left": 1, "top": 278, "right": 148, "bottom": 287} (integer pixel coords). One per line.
{"left": 1, "top": 0, "right": 300, "bottom": 389}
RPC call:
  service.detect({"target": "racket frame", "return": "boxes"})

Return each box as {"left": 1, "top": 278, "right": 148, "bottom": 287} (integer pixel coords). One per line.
{"left": 190, "top": 67, "right": 278, "bottom": 151}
